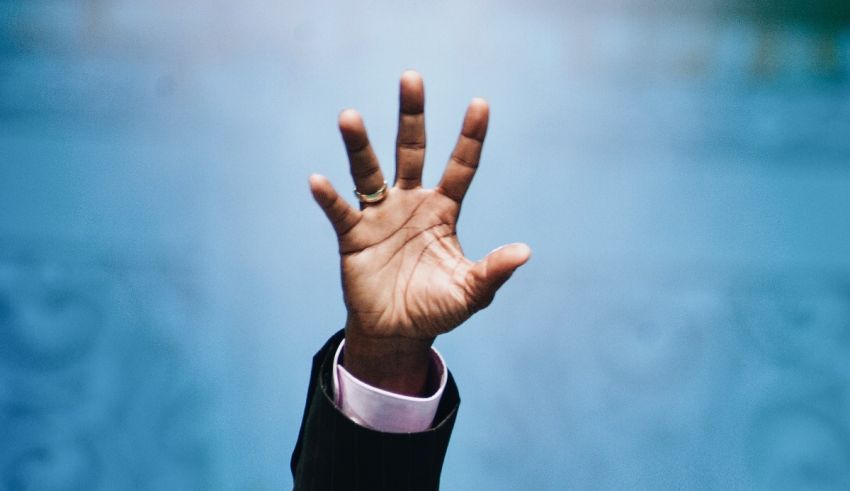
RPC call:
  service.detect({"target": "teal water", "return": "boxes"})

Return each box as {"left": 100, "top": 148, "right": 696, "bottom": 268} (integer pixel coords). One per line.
{"left": 1, "top": 1, "right": 849, "bottom": 489}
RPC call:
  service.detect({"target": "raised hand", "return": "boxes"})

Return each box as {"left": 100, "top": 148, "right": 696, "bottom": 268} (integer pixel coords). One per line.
{"left": 309, "top": 71, "right": 530, "bottom": 395}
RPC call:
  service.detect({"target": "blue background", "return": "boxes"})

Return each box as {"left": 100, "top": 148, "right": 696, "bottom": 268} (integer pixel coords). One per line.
{"left": 1, "top": 0, "right": 849, "bottom": 489}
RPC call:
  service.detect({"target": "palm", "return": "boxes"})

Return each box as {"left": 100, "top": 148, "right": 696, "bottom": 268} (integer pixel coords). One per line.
{"left": 310, "top": 71, "right": 530, "bottom": 346}
{"left": 341, "top": 187, "right": 474, "bottom": 339}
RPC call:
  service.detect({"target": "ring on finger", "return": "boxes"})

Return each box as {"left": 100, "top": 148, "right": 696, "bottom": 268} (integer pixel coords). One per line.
{"left": 354, "top": 181, "right": 388, "bottom": 204}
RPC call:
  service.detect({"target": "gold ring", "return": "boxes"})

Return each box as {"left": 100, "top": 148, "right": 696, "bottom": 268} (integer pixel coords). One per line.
{"left": 354, "top": 181, "right": 388, "bottom": 204}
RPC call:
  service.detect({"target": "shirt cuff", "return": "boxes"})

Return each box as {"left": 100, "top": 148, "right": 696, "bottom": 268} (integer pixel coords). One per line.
{"left": 331, "top": 339, "right": 448, "bottom": 433}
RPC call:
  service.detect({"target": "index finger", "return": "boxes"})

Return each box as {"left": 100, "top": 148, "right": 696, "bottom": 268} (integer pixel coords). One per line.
{"left": 436, "top": 98, "right": 489, "bottom": 204}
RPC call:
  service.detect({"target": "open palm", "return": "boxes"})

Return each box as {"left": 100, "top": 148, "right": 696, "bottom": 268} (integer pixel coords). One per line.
{"left": 309, "top": 71, "right": 530, "bottom": 393}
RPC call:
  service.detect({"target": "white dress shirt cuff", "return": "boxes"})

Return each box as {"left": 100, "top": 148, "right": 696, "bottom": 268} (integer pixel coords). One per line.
{"left": 331, "top": 339, "right": 447, "bottom": 433}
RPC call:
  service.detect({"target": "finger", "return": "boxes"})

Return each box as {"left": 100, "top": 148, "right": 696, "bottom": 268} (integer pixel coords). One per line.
{"left": 339, "top": 109, "right": 386, "bottom": 199}
{"left": 437, "top": 98, "right": 489, "bottom": 204}
{"left": 395, "top": 70, "right": 426, "bottom": 189}
{"left": 465, "top": 243, "right": 531, "bottom": 311}
{"left": 309, "top": 174, "right": 361, "bottom": 238}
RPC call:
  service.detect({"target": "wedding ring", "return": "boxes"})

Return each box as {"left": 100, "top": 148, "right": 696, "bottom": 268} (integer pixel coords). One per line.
{"left": 354, "top": 181, "right": 388, "bottom": 203}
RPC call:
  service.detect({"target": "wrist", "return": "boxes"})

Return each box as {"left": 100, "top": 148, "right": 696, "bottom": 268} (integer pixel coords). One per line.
{"left": 342, "top": 322, "right": 435, "bottom": 397}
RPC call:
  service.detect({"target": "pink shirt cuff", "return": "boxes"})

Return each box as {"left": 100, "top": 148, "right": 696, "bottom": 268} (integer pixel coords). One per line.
{"left": 331, "top": 339, "right": 447, "bottom": 433}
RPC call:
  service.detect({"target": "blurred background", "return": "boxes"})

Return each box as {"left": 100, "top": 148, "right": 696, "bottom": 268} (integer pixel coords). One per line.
{"left": 1, "top": 0, "right": 849, "bottom": 489}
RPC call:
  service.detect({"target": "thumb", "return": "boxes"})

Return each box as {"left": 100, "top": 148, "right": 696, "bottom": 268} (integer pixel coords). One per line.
{"left": 466, "top": 243, "right": 532, "bottom": 312}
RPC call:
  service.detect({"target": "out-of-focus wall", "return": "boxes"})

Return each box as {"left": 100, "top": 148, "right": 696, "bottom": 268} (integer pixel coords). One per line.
{"left": 1, "top": 1, "right": 849, "bottom": 489}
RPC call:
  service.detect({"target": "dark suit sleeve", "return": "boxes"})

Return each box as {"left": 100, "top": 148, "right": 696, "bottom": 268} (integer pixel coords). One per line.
{"left": 291, "top": 330, "right": 460, "bottom": 491}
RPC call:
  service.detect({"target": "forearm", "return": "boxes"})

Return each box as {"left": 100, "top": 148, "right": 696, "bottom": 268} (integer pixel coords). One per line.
{"left": 291, "top": 330, "right": 460, "bottom": 490}
{"left": 342, "top": 321, "right": 436, "bottom": 397}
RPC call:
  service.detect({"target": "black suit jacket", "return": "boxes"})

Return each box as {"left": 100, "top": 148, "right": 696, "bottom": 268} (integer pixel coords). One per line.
{"left": 291, "top": 330, "right": 461, "bottom": 490}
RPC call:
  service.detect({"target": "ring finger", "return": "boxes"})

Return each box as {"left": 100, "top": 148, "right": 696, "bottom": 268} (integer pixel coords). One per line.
{"left": 339, "top": 109, "right": 386, "bottom": 204}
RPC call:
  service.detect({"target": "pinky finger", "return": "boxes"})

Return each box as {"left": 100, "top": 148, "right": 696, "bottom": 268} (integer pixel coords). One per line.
{"left": 309, "top": 174, "right": 361, "bottom": 238}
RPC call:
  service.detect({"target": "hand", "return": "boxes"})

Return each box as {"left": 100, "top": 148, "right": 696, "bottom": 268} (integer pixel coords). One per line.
{"left": 309, "top": 71, "right": 531, "bottom": 395}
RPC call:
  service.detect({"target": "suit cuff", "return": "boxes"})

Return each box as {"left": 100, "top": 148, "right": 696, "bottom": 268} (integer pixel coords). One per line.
{"left": 331, "top": 339, "right": 447, "bottom": 433}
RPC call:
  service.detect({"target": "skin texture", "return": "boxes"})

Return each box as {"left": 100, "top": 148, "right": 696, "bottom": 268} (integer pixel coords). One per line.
{"left": 309, "top": 70, "right": 531, "bottom": 396}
